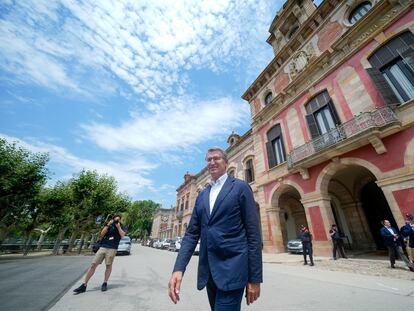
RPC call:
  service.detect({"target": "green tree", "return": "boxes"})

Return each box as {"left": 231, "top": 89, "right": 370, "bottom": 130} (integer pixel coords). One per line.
{"left": 124, "top": 200, "right": 159, "bottom": 238}
{"left": 0, "top": 138, "right": 49, "bottom": 244}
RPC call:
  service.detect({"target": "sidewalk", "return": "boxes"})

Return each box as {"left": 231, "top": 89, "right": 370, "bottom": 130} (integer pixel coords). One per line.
{"left": 263, "top": 252, "right": 414, "bottom": 281}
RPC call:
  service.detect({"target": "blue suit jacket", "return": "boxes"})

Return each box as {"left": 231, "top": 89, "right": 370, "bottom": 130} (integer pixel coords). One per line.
{"left": 380, "top": 226, "right": 401, "bottom": 247}
{"left": 173, "top": 176, "right": 263, "bottom": 291}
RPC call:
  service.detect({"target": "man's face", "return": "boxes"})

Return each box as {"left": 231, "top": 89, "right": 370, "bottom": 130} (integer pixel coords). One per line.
{"left": 206, "top": 151, "right": 227, "bottom": 181}
{"left": 114, "top": 216, "right": 121, "bottom": 222}
{"left": 384, "top": 220, "right": 390, "bottom": 227}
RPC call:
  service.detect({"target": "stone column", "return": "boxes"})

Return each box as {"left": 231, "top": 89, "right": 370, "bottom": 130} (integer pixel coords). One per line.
{"left": 263, "top": 205, "right": 285, "bottom": 253}
{"left": 301, "top": 193, "right": 335, "bottom": 256}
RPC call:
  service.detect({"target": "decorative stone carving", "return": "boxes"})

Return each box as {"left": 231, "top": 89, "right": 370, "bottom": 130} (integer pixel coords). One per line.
{"left": 289, "top": 43, "right": 316, "bottom": 78}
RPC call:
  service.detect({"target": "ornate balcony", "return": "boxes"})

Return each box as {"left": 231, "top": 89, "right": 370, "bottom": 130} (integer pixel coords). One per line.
{"left": 287, "top": 107, "right": 400, "bottom": 170}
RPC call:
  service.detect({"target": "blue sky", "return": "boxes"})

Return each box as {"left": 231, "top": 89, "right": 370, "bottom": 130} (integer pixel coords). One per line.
{"left": 0, "top": 0, "right": 322, "bottom": 208}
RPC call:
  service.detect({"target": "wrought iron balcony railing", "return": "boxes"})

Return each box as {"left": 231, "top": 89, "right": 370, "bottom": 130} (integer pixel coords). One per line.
{"left": 287, "top": 107, "right": 399, "bottom": 168}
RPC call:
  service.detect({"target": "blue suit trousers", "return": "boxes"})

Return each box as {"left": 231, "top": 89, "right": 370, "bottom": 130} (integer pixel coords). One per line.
{"left": 206, "top": 275, "right": 244, "bottom": 311}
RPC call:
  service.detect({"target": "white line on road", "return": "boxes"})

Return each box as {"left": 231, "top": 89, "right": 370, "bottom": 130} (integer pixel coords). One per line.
{"left": 376, "top": 283, "right": 399, "bottom": 291}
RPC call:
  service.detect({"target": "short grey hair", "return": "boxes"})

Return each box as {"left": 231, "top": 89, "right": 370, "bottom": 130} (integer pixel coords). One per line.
{"left": 206, "top": 147, "right": 228, "bottom": 162}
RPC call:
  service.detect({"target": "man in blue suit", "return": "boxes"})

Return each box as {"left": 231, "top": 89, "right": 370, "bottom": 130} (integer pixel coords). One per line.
{"left": 380, "top": 219, "right": 414, "bottom": 272}
{"left": 168, "top": 147, "right": 263, "bottom": 311}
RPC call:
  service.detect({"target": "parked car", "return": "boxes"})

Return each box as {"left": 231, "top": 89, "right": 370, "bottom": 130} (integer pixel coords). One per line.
{"left": 161, "top": 239, "right": 172, "bottom": 249}
{"left": 287, "top": 239, "right": 303, "bottom": 254}
{"left": 154, "top": 239, "right": 163, "bottom": 249}
{"left": 117, "top": 236, "right": 132, "bottom": 255}
{"left": 168, "top": 237, "right": 181, "bottom": 252}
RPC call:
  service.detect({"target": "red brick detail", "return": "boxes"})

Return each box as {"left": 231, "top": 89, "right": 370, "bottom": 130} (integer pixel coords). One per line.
{"left": 274, "top": 72, "right": 290, "bottom": 94}
{"left": 392, "top": 188, "right": 414, "bottom": 218}
{"left": 308, "top": 206, "right": 328, "bottom": 241}
{"left": 317, "top": 22, "right": 343, "bottom": 52}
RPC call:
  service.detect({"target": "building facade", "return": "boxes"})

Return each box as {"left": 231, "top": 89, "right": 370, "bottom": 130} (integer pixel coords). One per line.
{"left": 243, "top": 0, "right": 414, "bottom": 255}
{"left": 150, "top": 207, "right": 175, "bottom": 239}
{"left": 167, "top": 0, "right": 414, "bottom": 256}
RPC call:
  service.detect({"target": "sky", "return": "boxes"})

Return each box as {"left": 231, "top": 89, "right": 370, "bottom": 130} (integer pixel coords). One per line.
{"left": 0, "top": 0, "right": 322, "bottom": 208}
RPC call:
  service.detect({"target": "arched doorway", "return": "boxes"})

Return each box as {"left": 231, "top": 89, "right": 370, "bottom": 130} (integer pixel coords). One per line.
{"left": 276, "top": 186, "right": 307, "bottom": 249}
{"left": 326, "top": 164, "right": 396, "bottom": 251}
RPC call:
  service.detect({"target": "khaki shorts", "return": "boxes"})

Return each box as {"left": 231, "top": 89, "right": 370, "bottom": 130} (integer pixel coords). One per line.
{"left": 92, "top": 247, "right": 117, "bottom": 265}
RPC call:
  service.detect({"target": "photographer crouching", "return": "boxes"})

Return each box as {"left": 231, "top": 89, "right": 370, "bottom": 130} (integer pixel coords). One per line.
{"left": 73, "top": 214, "right": 126, "bottom": 294}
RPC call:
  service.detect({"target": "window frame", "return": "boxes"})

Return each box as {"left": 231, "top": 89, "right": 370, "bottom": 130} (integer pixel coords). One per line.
{"left": 265, "top": 124, "right": 286, "bottom": 169}
{"left": 264, "top": 92, "right": 273, "bottom": 105}
{"left": 244, "top": 158, "right": 255, "bottom": 183}
{"left": 348, "top": 1, "right": 372, "bottom": 25}
{"left": 367, "top": 31, "right": 414, "bottom": 105}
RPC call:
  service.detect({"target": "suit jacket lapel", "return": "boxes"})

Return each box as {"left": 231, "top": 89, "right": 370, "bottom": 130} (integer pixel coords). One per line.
{"left": 209, "top": 176, "right": 234, "bottom": 221}
{"left": 203, "top": 186, "right": 211, "bottom": 220}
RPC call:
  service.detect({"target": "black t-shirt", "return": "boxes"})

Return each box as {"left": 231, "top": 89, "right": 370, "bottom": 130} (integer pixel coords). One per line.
{"left": 100, "top": 224, "right": 126, "bottom": 249}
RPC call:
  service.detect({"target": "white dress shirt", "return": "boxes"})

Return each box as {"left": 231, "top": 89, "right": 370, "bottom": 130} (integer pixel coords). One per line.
{"left": 209, "top": 173, "right": 228, "bottom": 214}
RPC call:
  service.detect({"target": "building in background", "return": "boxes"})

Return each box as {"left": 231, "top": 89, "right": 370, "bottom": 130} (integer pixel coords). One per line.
{"left": 160, "top": 0, "right": 414, "bottom": 256}
{"left": 150, "top": 207, "right": 174, "bottom": 239}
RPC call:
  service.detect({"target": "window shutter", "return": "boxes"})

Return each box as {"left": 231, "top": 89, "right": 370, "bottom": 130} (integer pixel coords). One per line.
{"left": 266, "top": 141, "right": 276, "bottom": 169}
{"left": 306, "top": 114, "right": 320, "bottom": 139}
{"left": 399, "top": 46, "right": 414, "bottom": 72}
{"left": 327, "top": 101, "right": 341, "bottom": 125}
{"left": 366, "top": 67, "right": 399, "bottom": 105}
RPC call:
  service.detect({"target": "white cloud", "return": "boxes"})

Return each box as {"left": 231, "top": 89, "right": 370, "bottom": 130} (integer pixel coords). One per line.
{"left": 0, "top": 134, "right": 156, "bottom": 196}
{"left": 0, "top": 0, "right": 278, "bottom": 101}
{"left": 81, "top": 96, "right": 250, "bottom": 152}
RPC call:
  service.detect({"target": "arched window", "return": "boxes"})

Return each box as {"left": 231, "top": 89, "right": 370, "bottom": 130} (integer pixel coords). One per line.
{"left": 227, "top": 169, "right": 235, "bottom": 177}
{"left": 264, "top": 92, "right": 273, "bottom": 105}
{"left": 244, "top": 159, "right": 255, "bottom": 183}
{"left": 305, "top": 91, "right": 341, "bottom": 139}
{"left": 349, "top": 2, "right": 372, "bottom": 24}
{"left": 266, "top": 124, "right": 286, "bottom": 168}
{"left": 367, "top": 31, "right": 414, "bottom": 104}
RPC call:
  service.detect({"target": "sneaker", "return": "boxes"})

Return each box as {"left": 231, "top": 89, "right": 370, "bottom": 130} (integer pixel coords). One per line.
{"left": 101, "top": 282, "right": 108, "bottom": 292}
{"left": 391, "top": 264, "right": 395, "bottom": 269}
{"left": 73, "top": 283, "right": 86, "bottom": 294}
{"left": 309, "top": 263, "right": 314, "bottom": 266}
{"left": 409, "top": 267, "right": 414, "bottom": 272}
{"left": 303, "top": 262, "right": 308, "bottom": 265}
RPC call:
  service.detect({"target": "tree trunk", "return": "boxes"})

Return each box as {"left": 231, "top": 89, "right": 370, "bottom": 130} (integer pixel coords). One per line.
{"left": 77, "top": 232, "right": 85, "bottom": 254}
{"left": 23, "top": 231, "right": 33, "bottom": 256}
{"left": 67, "top": 231, "right": 77, "bottom": 253}
{"left": 52, "top": 227, "right": 68, "bottom": 255}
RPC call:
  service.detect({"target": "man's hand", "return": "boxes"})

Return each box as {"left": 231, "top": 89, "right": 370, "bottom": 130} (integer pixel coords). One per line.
{"left": 168, "top": 271, "right": 183, "bottom": 304}
{"left": 245, "top": 282, "right": 260, "bottom": 305}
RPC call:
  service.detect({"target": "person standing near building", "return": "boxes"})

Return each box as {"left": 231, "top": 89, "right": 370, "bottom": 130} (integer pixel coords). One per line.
{"left": 381, "top": 219, "right": 414, "bottom": 272}
{"left": 329, "top": 224, "right": 347, "bottom": 260}
{"left": 400, "top": 214, "right": 414, "bottom": 264}
{"left": 299, "top": 225, "right": 314, "bottom": 266}
{"left": 73, "top": 214, "right": 126, "bottom": 293}
{"left": 168, "top": 147, "right": 262, "bottom": 311}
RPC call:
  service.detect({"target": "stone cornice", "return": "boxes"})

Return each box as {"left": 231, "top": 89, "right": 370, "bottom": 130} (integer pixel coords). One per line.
{"left": 242, "top": 0, "right": 342, "bottom": 102}
{"left": 252, "top": 0, "right": 413, "bottom": 131}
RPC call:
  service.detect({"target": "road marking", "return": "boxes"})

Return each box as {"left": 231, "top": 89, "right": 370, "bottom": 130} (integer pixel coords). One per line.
{"left": 376, "top": 282, "right": 398, "bottom": 291}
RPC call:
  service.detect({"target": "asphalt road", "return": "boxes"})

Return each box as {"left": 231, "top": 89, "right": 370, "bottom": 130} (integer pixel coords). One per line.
{"left": 0, "top": 254, "right": 91, "bottom": 311}
{"left": 50, "top": 244, "right": 414, "bottom": 311}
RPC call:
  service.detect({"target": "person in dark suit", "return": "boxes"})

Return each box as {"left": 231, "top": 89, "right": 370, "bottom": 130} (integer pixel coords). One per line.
{"left": 168, "top": 147, "right": 262, "bottom": 311}
{"left": 380, "top": 219, "right": 414, "bottom": 272}
{"left": 329, "top": 224, "right": 347, "bottom": 260}
{"left": 400, "top": 214, "right": 414, "bottom": 264}
{"left": 299, "top": 225, "right": 314, "bottom": 266}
